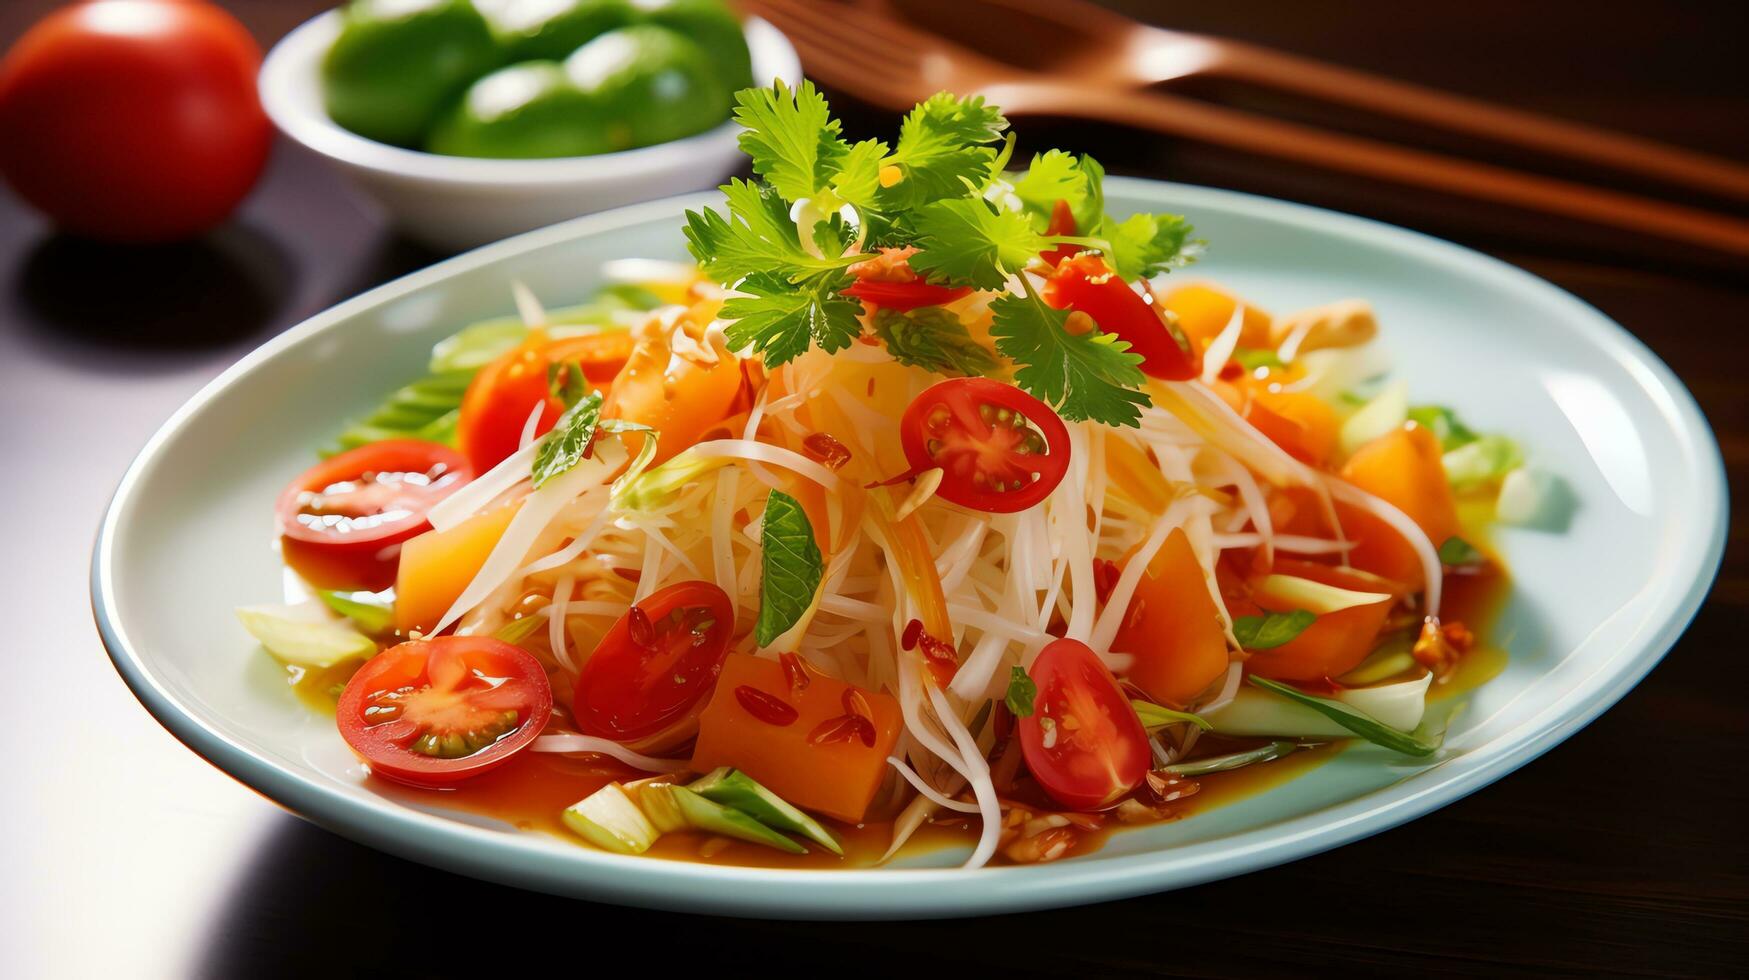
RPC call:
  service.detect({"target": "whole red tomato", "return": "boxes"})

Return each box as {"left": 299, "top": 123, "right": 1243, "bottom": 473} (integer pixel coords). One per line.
{"left": 0, "top": 0, "right": 271, "bottom": 241}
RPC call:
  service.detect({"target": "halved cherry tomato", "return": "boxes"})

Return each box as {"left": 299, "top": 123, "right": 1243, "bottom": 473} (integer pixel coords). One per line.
{"left": 336, "top": 636, "right": 553, "bottom": 788}
{"left": 1043, "top": 254, "right": 1198, "bottom": 380}
{"left": 573, "top": 581, "right": 735, "bottom": 750}
{"left": 457, "top": 331, "right": 564, "bottom": 473}
{"left": 898, "top": 378, "right": 1071, "bottom": 513}
{"left": 1019, "top": 638, "right": 1151, "bottom": 811}
{"left": 542, "top": 331, "right": 636, "bottom": 388}
{"left": 457, "top": 329, "right": 636, "bottom": 473}
{"left": 276, "top": 440, "right": 472, "bottom": 559}
{"left": 843, "top": 279, "right": 972, "bottom": 312}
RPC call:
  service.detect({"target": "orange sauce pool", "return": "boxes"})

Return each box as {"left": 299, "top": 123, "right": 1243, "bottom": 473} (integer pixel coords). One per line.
{"left": 283, "top": 558, "right": 1511, "bottom": 868}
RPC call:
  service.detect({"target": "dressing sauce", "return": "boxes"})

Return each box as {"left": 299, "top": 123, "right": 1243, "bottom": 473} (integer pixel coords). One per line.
{"left": 284, "top": 561, "right": 1510, "bottom": 868}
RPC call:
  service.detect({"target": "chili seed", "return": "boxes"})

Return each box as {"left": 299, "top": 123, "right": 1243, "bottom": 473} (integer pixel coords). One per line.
{"left": 734, "top": 685, "right": 799, "bottom": 726}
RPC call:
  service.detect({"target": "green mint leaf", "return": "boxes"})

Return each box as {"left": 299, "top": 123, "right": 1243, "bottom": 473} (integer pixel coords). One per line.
{"left": 910, "top": 198, "right": 1047, "bottom": 289}
{"left": 1407, "top": 404, "right": 1479, "bottom": 451}
{"left": 1102, "top": 211, "right": 1198, "bottom": 280}
{"left": 755, "top": 489, "right": 825, "bottom": 645}
{"left": 315, "top": 590, "right": 395, "bottom": 635}
{"left": 720, "top": 270, "right": 862, "bottom": 366}
{"left": 1438, "top": 536, "right": 1483, "bottom": 566}
{"left": 1247, "top": 676, "right": 1454, "bottom": 757}
{"left": 547, "top": 359, "right": 588, "bottom": 408}
{"left": 988, "top": 288, "right": 1149, "bottom": 427}
{"left": 1130, "top": 699, "right": 1214, "bottom": 732}
{"left": 683, "top": 179, "right": 862, "bottom": 284}
{"left": 1231, "top": 347, "right": 1285, "bottom": 372}
{"left": 830, "top": 138, "right": 890, "bottom": 212}
{"left": 1004, "top": 666, "right": 1038, "bottom": 717}
{"left": 531, "top": 391, "right": 603, "bottom": 489}
{"left": 732, "top": 80, "right": 848, "bottom": 203}
{"left": 870, "top": 307, "right": 1000, "bottom": 378}
{"left": 1233, "top": 609, "right": 1318, "bottom": 650}
{"left": 877, "top": 92, "right": 1008, "bottom": 211}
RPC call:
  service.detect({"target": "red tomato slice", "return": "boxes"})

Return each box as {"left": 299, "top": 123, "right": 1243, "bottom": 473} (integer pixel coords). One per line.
{"left": 542, "top": 331, "right": 637, "bottom": 388}
{"left": 337, "top": 636, "right": 553, "bottom": 788}
{"left": 1019, "top": 639, "right": 1150, "bottom": 811}
{"left": 573, "top": 581, "right": 736, "bottom": 748}
{"left": 276, "top": 440, "right": 472, "bottom": 556}
{"left": 1043, "top": 254, "right": 1198, "bottom": 380}
{"left": 898, "top": 378, "right": 1071, "bottom": 514}
{"left": 843, "top": 278, "right": 972, "bottom": 312}
{"left": 456, "top": 332, "right": 564, "bottom": 473}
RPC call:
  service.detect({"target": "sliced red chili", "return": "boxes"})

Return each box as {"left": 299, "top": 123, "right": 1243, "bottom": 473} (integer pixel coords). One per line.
{"left": 1044, "top": 253, "right": 1198, "bottom": 380}
{"left": 844, "top": 278, "right": 973, "bottom": 312}
{"left": 735, "top": 685, "right": 799, "bottom": 726}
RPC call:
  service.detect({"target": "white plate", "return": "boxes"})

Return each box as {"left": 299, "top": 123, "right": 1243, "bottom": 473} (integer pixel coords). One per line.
{"left": 92, "top": 181, "right": 1726, "bottom": 918}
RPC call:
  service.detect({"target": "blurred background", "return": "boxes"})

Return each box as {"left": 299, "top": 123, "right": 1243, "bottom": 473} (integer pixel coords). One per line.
{"left": 1, "top": 1, "right": 1744, "bottom": 977}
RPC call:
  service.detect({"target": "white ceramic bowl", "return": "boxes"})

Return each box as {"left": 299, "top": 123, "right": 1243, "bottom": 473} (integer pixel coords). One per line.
{"left": 258, "top": 9, "right": 799, "bottom": 251}
{"left": 93, "top": 181, "right": 1727, "bottom": 918}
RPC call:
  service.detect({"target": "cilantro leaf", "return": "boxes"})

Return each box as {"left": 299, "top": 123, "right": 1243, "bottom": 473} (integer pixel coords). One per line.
{"left": 1010, "top": 150, "right": 1104, "bottom": 230}
{"left": 755, "top": 489, "right": 824, "bottom": 645}
{"left": 830, "top": 138, "right": 890, "bottom": 212}
{"left": 870, "top": 307, "right": 999, "bottom": 378}
{"left": 720, "top": 270, "right": 862, "bottom": 366}
{"left": 910, "top": 198, "right": 1047, "bottom": 288}
{"left": 1438, "top": 535, "right": 1484, "bottom": 566}
{"left": 532, "top": 391, "right": 603, "bottom": 488}
{"left": 732, "top": 80, "right": 847, "bottom": 203}
{"left": 683, "top": 179, "right": 861, "bottom": 284}
{"left": 988, "top": 289, "right": 1149, "bottom": 427}
{"left": 877, "top": 92, "right": 1008, "bottom": 210}
{"left": 1004, "top": 666, "right": 1037, "bottom": 717}
{"left": 1102, "top": 211, "right": 1198, "bottom": 280}
{"left": 1232, "top": 609, "right": 1317, "bottom": 650}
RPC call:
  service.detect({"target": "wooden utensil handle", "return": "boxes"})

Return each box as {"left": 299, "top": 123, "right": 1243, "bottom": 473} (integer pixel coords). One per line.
{"left": 991, "top": 81, "right": 1749, "bottom": 257}
{"left": 1204, "top": 42, "right": 1749, "bottom": 202}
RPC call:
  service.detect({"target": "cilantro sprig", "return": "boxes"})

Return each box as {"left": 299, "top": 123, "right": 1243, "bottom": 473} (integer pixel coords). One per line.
{"left": 684, "top": 81, "right": 1203, "bottom": 428}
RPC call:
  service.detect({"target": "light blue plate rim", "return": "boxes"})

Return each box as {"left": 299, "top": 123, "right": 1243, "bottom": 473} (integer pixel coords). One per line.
{"left": 91, "top": 178, "right": 1729, "bottom": 919}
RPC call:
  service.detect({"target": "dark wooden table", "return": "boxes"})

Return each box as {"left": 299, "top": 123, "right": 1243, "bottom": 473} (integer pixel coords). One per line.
{"left": 2, "top": 1, "right": 1744, "bottom": 976}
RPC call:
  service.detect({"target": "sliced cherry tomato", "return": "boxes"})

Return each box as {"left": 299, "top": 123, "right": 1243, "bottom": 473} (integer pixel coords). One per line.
{"left": 843, "top": 278, "right": 972, "bottom": 312}
{"left": 1019, "top": 638, "right": 1150, "bottom": 811}
{"left": 456, "top": 329, "right": 636, "bottom": 473}
{"left": 276, "top": 440, "right": 472, "bottom": 557}
{"left": 573, "top": 580, "right": 735, "bottom": 749}
{"left": 337, "top": 636, "right": 553, "bottom": 788}
{"left": 456, "top": 331, "right": 564, "bottom": 473}
{"left": 542, "top": 331, "right": 637, "bottom": 388}
{"left": 898, "top": 378, "right": 1071, "bottom": 514}
{"left": 1044, "top": 254, "right": 1198, "bottom": 380}
{"left": 1039, "top": 198, "right": 1081, "bottom": 267}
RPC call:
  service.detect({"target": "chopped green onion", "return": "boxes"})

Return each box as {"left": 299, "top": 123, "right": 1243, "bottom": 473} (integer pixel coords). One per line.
{"left": 1164, "top": 741, "right": 1298, "bottom": 776}
{"left": 1131, "top": 700, "right": 1213, "bottom": 732}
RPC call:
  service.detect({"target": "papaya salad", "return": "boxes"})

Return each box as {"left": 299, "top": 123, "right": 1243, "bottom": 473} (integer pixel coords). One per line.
{"left": 239, "top": 82, "right": 1535, "bottom": 868}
